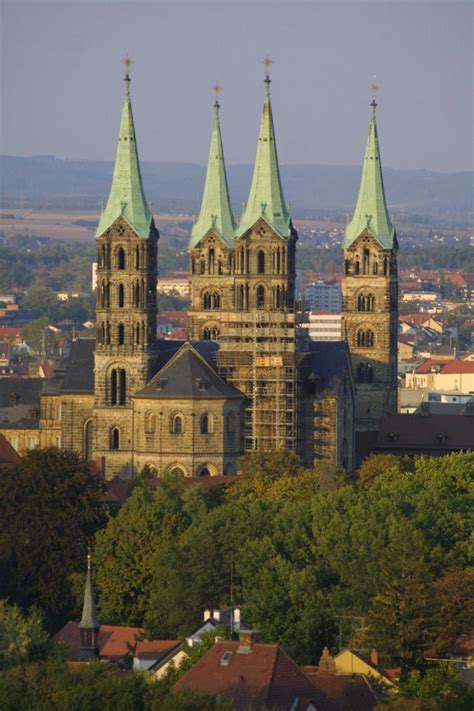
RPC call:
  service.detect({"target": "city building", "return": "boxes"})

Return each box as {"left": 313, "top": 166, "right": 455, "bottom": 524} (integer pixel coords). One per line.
{"left": 304, "top": 280, "right": 342, "bottom": 311}
{"left": 299, "top": 312, "right": 342, "bottom": 342}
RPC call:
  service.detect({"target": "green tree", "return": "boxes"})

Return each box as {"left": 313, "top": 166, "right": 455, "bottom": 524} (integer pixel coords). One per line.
{"left": 395, "top": 665, "right": 474, "bottom": 711}
{"left": 366, "top": 524, "right": 440, "bottom": 669}
{"left": 357, "top": 453, "right": 411, "bottom": 487}
{"left": 0, "top": 601, "right": 49, "bottom": 669}
{"left": 23, "top": 284, "right": 58, "bottom": 315}
{"left": 94, "top": 473, "right": 213, "bottom": 626}
{"left": 0, "top": 448, "right": 107, "bottom": 629}
{"left": 22, "top": 315, "right": 50, "bottom": 352}
{"left": 434, "top": 568, "right": 474, "bottom": 652}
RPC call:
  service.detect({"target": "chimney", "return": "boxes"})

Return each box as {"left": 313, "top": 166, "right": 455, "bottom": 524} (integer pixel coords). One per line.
{"left": 212, "top": 609, "right": 220, "bottom": 622}
{"left": 203, "top": 609, "right": 211, "bottom": 621}
{"left": 233, "top": 608, "right": 241, "bottom": 630}
{"left": 318, "top": 646, "right": 336, "bottom": 674}
{"left": 370, "top": 649, "right": 379, "bottom": 666}
{"left": 239, "top": 630, "right": 259, "bottom": 647}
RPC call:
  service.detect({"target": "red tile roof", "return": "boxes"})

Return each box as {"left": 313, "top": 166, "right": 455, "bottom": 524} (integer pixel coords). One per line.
{"left": 52, "top": 621, "right": 143, "bottom": 661}
{"left": 173, "top": 641, "right": 323, "bottom": 710}
{"left": 303, "top": 669, "right": 378, "bottom": 711}
{"left": 0, "top": 433, "right": 21, "bottom": 468}
{"left": 0, "top": 327, "right": 22, "bottom": 338}
{"left": 135, "top": 640, "right": 179, "bottom": 661}
{"left": 449, "top": 628, "right": 474, "bottom": 656}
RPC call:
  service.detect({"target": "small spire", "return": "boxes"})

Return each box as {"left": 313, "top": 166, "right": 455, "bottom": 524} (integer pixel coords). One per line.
{"left": 95, "top": 59, "right": 153, "bottom": 241}
{"left": 80, "top": 547, "right": 99, "bottom": 631}
{"left": 237, "top": 56, "right": 291, "bottom": 240}
{"left": 189, "top": 88, "right": 235, "bottom": 249}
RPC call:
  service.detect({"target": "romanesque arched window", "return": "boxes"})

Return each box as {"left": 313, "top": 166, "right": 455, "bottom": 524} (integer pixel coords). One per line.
{"left": 357, "top": 293, "right": 375, "bottom": 312}
{"left": 257, "top": 250, "right": 265, "bottom": 274}
{"left": 208, "top": 248, "right": 215, "bottom": 274}
{"left": 145, "top": 411, "right": 156, "bottom": 434}
{"left": 171, "top": 413, "right": 183, "bottom": 434}
{"left": 200, "top": 412, "right": 213, "bottom": 435}
{"left": 256, "top": 285, "right": 265, "bottom": 309}
{"left": 110, "top": 427, "right": 120, "bottom": 450}
{"left": 117, "top": 247, "right": 126, "bottom": 270}
{"left": 83, "top": 419, "right": 93, "bottom": 461}
{"left": 118, "top": 324, "right": 125, "bottom": 345}
{"left": 356, "top": 329, "right": 374, "bottom": 348}
{"left": 110, "top": 368, "right": 126, "bottom": 405}
{"left": 119, "top": 369, "right": 126, "bottom": 405}
{"left": 118, "top": 283, "right": 125, "bottom": 308}
{"left": 110, "top": 369, "right": 117, "bottom": 405}
{"left": 355, "top": 257, "right": 360, "bottom": 275}
{"left": 135, "top": 246, "right": 140, "bottom": 270}
{"left": 363, "top": 248, "right": 370, "bottom": 275}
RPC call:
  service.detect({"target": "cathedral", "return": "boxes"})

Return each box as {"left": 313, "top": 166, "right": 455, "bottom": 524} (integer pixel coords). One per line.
{"left": 2, "top": 66, "right": 398, "bottom": 479}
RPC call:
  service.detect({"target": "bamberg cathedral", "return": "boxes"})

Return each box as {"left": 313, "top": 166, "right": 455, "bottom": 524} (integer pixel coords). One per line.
{"left": 1, "top": 65, "right": 398, "bottom": 479}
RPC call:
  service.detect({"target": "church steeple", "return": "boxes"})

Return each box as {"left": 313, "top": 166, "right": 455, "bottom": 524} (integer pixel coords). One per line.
{"left": 189, "top": 86, "right": 235, "bottom": 249}
{"left": 237, "top": 62, "right": 291, "bottom": 239}
{"left": 344, "top": 96, "right": 395, "bottom": 250}
{"left": 79, "top": 550, "right": 100, "bottom": 661}
{"left": 96, "top": 58, "right": 153, "bottom": 240}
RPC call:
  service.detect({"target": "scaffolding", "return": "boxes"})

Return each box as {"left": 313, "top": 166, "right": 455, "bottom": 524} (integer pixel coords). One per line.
{"left": 217, "top": 309, "right": 297, "bottom": 452}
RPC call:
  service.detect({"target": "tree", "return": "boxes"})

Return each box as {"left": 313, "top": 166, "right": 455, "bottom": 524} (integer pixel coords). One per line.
{"left": 0, "top": 448, "right": 107, "bottom": 629}
{"left": 366, "top": 524, "right": 441, "bottom": 669}
{"left": 392, "top": 665, "right": 474, "bottom": 711}
{"left": 22, "top": 315, "right": 50, "bottom": 352}
{"left": 434, "top": 568, "right": 474, "bottom": 652}
{"left": 357, "top": 453, "right": 411, "bottom": 487}
{"left": 94, "top": 473, "right": 214, "bottom": 626}
{"left": 22, "top": 285, "right": 58, "bottom": 316}
{"left": 0, "top": 601, "right": 49, "bottom": 669}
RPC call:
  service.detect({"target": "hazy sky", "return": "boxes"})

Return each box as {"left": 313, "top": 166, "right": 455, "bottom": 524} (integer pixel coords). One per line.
{"left": 1, "top": 0, "right": 472, "bottom": 172}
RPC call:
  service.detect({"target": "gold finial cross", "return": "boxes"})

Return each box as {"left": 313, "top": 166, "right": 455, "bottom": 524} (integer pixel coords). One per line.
{"left": 212, "top": 81, "right": 222, "bottom": 101}
{"left": 369, "top": 75, "right": 379, "bottom": 102}
{"left": 122, "top": 54, "right": 133, "bottom": 78}
{"left": 262, "top": 54, "right": 274, "bottom": 78}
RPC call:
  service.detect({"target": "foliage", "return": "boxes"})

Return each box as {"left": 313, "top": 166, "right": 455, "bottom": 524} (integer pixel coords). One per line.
{"left": 0, "top": 448, "right": 107, "bottom": 630}
{"left": 434, "top": 568, "right": 474, "bottom": 653}
{"left": 22, "top": 315, "right": 50, "bottom": 352}
{"left": 393, "top": 665, "right": 474, "bottom": 711}
{"left": 94, "top": 473, "right": 217, "bottom": 626}
{"left": 357, "top": 453, "right": 412, "bottom": 486}
{"left": 0, "top": 601, "right": 49, "bottom": 670}
{"left": 365, "top": 524, "right": 441, "bottom": 669}
{"left": 0, "top": 659, "right": 231, "bottom": 710}
{"left": 156, "top": 290, "right": 188, "bottom": 312}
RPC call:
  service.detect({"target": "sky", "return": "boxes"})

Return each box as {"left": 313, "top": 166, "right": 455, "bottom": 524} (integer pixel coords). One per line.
{"left": 1, "top": 0, "right": 473, "bottom": 172}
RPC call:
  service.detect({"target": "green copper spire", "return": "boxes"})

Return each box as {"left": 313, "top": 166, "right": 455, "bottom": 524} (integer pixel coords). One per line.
{"left": 237, "top": 68, "right": 291, "bottom": 239}
{"left": 189, "top": 86, "right": 235, "bottom": 249}
{"left": 344, "top": 97, "right": 395, "bottom": 250}
{"left": 96, "top": 62, "right": 152, "bottom": 240}
{"left": 80, "top": 550, "right": 99, "bottom": 630}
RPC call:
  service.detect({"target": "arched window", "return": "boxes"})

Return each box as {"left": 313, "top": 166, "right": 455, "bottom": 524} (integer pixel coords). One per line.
{"left": 383, "top": 256, "right": 389, "bottom": 276}
{"left": 117, "top": 247, "right": 126, "bottom": 270}
{"left": 357, "top": 362, "right": 365, "bottom": 383}
{"left": 257, "top": 250, "right": 265, "bottom": 274}
{"left": 200, "top": 412, "right": 212, "bottom": 434}
{"left": 256, "top": 285, "right": 265, "bottom": 309}
{"left": 110, "top": 369, "right": 117, "bottom": 405}
{"left": 355, "top": 258, "right": 360, "bottom": 275}
{"left": 363, "top": 248, "right": 370, "bottom": 274}
{"left": 145, "top": 411, "right": 156, "bottom": 434}
{"left": 118, "top": 283, "right": 125, "bottom": 308}
{"left": 357, "top": 293, "right": 375, "bottom": 312}
{"left": 365, "top": 363, "right": 374, "bottom": 383}
{"left": 373, "top": 261, "right": 378, "bottom": 275}
{"left": 118, "top": 324, "right": 125, "bottom": 345}
{"left": 83, "top": 419, "right": 93, "bottom": 461}
{"left": 214, "top": 293, "right": 221, "bottom": 309}
{"left": 110, "top": 427, "right": 120, "bottom": 450}
{"left": 208, "top": 248, "right": 215, "bottom": 274}
{"left": 198, "top": 467, "right": 210, "bottom": 477}
{"left": 171, "top": 413, "right": 183, "bottom": 434}
{"left": 135, "top": 246, "right": 140, "bottom": 270}
{"left": 202, "top": 326, "right": 219, "bottom": 341}
{"left": 203, "top": 293, "right": 211, "bottom": 310}
{"left": 119, "top": 369, "right": 126, "bottom": 405}
{"left": 357, "top": 330, "right": 374, "bottom": 348}
{"left": 135, "top": 323, "right": 141, "bottom": 345}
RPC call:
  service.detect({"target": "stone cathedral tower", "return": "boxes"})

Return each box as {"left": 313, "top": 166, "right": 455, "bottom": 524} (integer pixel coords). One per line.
{"left": 188, "top": 71, "right": 298, "bottom": 452}
{"left": 93, "top": 65, "right": 159, "bottom": 473}
{"left": 341, "top": 96, "right": 398, "bottom": 433}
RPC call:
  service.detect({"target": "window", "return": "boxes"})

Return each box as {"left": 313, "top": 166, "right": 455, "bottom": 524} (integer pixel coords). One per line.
{"left": 110, "top": 427, "right": 120, "bottom": 450}
{"left": 203, "top": 327, "right": 219, "bottom": 341}
{"left": 118, "top": 283, "right": 125, "bottom": 308}
{"left": 200, "top": 412, "right": 213, "bottom": 434}
{"left": 356, "top": 330, "right": 374, "bottom": 348}
{"left": 363, "top": 248, "right": 370, "bottom": 275}
{"left": 117, "top": 247, "right": 126, "bottom": 270}
{"left": 203, "top": 292, "right": 221, "bottom": 310}
{"left": 357, "top": 293, "right": 375, "bottom": 312}
{"left": 83, "top": 419, "right": 93, "bottom": 461}
{"left": 256, "top": 285, "right": 265, "bottom": 309}
{"left": 110, "top": 368, "right": 126, "bottom": 405}
{"left": 119, "top": 369, "right": 126, "bottom": 405}
{"left": 111, "top": 369, "right": 117, "bottom": 405}
{"left": 357, "top": 362, "right": 374, "bottom": 383}
{"left": 118, "top": 324, "right": 125, "bottom": 345}
{"left": 135, "top": 246, "right": 140, "bottom": 270}
{"left": 145, "top": 411, "right": 156, "bottom": 434}
{"left": 257, "top": 250, "right": 265, "bottom": 274}
{"left": 171, "top": 413, "right": 183, "bottom": 434}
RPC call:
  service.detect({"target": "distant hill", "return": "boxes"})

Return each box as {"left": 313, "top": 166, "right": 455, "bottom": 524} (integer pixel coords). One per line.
{"left": 0, "top": 154, "right": 472, "bottom": 225}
